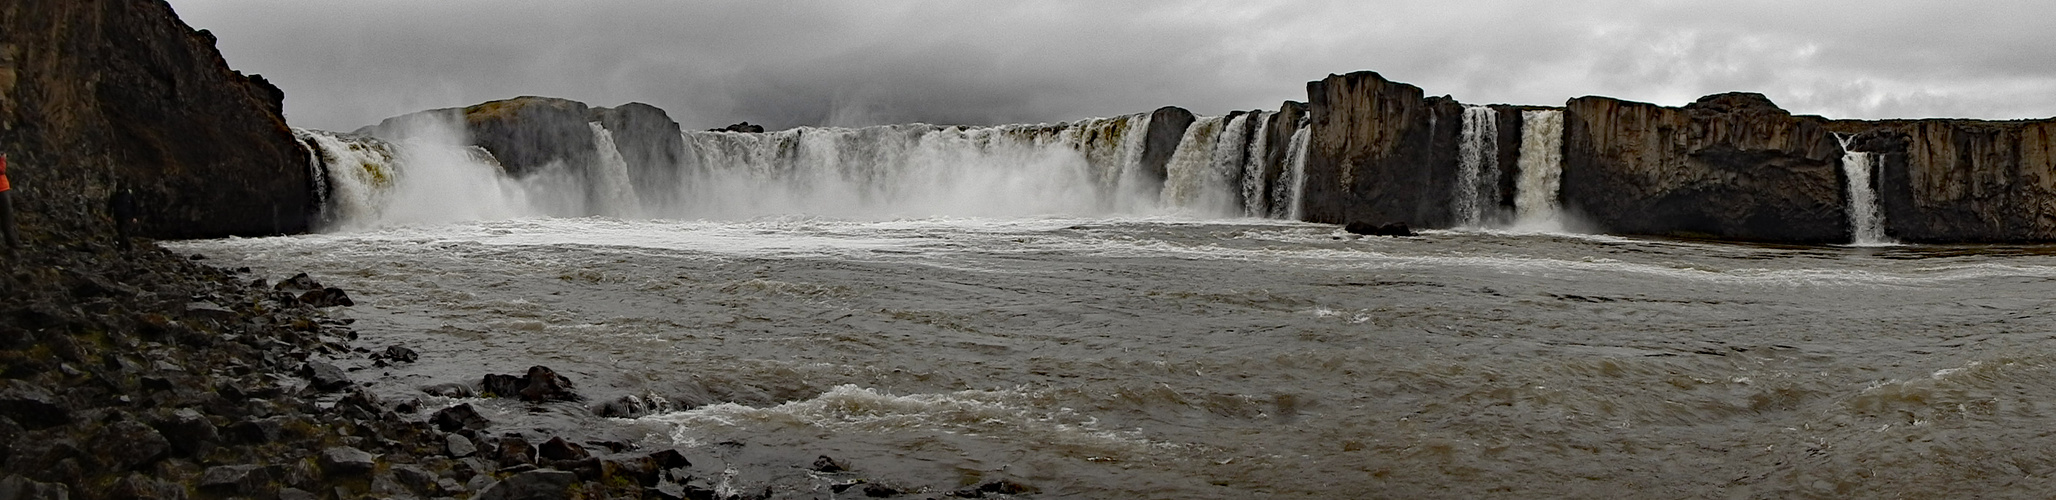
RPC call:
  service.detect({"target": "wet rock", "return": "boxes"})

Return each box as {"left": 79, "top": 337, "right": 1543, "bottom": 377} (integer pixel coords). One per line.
{"left": 1138, "top": 106, "right": 1198, "bottom": 190}
{"left": 421, "top": 382, "right": 474, "bottom": 398}
{"left": 475, "top": 469, "right": 577, "bottom": 500}
{"left": 298, "top": 287, "right": 354, "bottom": 307}
{"left": 275, "top": 273, "right": 323, "bottom": 293}
{"left": 594, "top": 394, "right": 651, "bottom": 418}
{"left": 152, "top": 408, "right": 219, "bottom": 457}
{"left": 1344, "top": 221, "right": 1416, "bottom": 237}
{"left": 0, "top": 475, "right": 72, "bottom": 500}
{"left": 91, "top": 420, "right": 171, "bottom": 470}
{"left": 538, "top": 436, "right": 590, "bottom": 462}
{"left": 948, "top": 479, "right": 1034, "bottom": 498}
{"left": 277, "top": 488, "right": 317, "bottom": 500}
{"left": 378, "top": 345, "right": 420, "bottom": 363}
{"left": 447, "top": 433, "right": 479, "bottom": 458}
{"left": 496, "top": 436, "right": 538, "bottom": 468}
{"left": 228, "top": 416, "right": 286, "bottom": 443}
{"left": 482, "top": 366, "right": 579, "bottom": 402}
{"left": 649, "top": 449, "right": 692, "bottom": 470}
{"left": 303, "top": 361, "right": 352, "bottom": 391}
{"left": 182, "top": 301, "right": 239, "bottom": 322}
{"left": 320, "top": 446, "right": 377, "bottom": 475}
{"left": 863, "top": 483, "right": 902, "bottom": 497}
{"left": 199, "top": 464, "right": 272, "bottom": 496}
{"left": 0, "top": 381, "right": 71, "bottom": 429}
{"left": 391, "top": 464, "right": 439, "bottom": 494}
{"left": 433, "top": 403, "right": 492, "bottom": 432}
{"left": 812, "top": 455, "right": 848, "bottom": 473}
{"left": 108, "top": 474, "right": 185, "bottom": 500}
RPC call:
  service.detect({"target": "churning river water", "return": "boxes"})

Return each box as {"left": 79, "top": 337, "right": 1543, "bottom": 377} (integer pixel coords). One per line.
{"left": 172, "top": 216, "right": 2056, "bottom": 499}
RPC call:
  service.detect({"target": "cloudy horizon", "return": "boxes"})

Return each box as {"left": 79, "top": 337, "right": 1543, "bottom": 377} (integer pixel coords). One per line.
{"left": 165, "top": 1, "right": 2056, "bottom": 132}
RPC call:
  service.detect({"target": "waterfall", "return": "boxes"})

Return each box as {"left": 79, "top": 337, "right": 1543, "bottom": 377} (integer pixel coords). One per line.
{"left": 301, "top": 109, "right": 1303, "bottom": 229}
{"left": 1161, "top": 116, "right": 1230, "bottom": 214}
{"left": 1456, "top": 105, "right": 1498, "bottom": 227}
{"left": 1275, "top": 125, "right": 1312, "bottom": 220}
{"left": 1513, "top": 110, "right": 1565, "bottom": 231}
{"left": 1240, "top": 112, "right": 1273, "bottom": 217}
{"left": 1836, "top": 136, "right": 1893, "bottom": 245}
{"left": 587, "top": 122, "right": 645, "bottom": 218}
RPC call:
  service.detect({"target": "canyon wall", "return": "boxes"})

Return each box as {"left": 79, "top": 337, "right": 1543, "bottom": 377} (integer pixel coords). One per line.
{"left": 1300, "top": 71, "right": 1462, "bottom": 227}
{"left": 0, "top": 0, "right": 312, "bottom": 239}
{"left": 1831, "top": 119, "right": 2056, "bottom": 242}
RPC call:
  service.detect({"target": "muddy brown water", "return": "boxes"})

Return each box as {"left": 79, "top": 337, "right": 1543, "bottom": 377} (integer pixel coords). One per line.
{"left": 173, "top": 217, "right": 2056, "bottom": 499}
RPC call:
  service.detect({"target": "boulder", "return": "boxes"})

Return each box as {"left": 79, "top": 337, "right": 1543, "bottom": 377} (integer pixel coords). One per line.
{"left": 432, "top": 403, "right": 492, "bottom": 432}
{"left": 319, "top": 446, "right": 377, "bottom": 475}
{"left": 0, "top": 381, "right": 70, "bottom": 429}
{"left": 538, "top": 437, "right": 589, "bottom": 462}
{"left": 90, "top": 420, "right": 171, "bottom": 470}
{"left": 1560, "top": 93, "right": 1845, "bottom": 242}
{"left": 198, "top": 464, "right": 271, "bottom": 496}
{"left": 151, "top": 408, "right": 219, "bottom": 456}
{"left": 296, "top": 287, "right": 353, "bottom": 307}
{"left": 378, "top": 345, "right": 420, "bottom": 363}
{"left": 475, "top": 469, "right": 576, "bottom": 500}
{"left": 482, "top": 366, "right": 580, "bottom": 402}
{"left": 302, "top": 360, "right": 352, "bottom": 391}
{"left": 496, "top": 435, "right": 537, "bottom": 468}
{"left": 447, "top": 433, "right": 479, "bottom": 458}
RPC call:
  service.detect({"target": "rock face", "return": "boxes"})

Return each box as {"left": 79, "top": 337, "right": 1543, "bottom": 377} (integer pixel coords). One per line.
{"left": 1301, "top": 71, "right": 1462, "bottom": 228}
{"left": 361, "top": 96, "right": 599, "bottom": 179}
{"left": 1560, "top": 93, "right": 1846, "bottom": 242}
{"left": 1830, "top": 118, "right": 2056, "bottom": 242}
{"left": 0, "top": 0, "right": 313, "bottom": 239}
{"left": 1251, "top": 101, "right": 1308, "bottom": 215}
{"left": 1137, "top": 106, "right": 1198, "bottom": 192}
{"left": 589, "top": 102, "right": 690, "bottom": 207}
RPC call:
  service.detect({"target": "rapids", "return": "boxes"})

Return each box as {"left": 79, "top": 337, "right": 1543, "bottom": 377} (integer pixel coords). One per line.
{"left": 174, "top": 217, "right": 2056, "bottom": 499}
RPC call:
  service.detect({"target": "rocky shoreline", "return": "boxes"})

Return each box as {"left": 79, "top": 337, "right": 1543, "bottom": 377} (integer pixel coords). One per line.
{"left": 2, "top": 235, "right": 1029, "bottom": 499}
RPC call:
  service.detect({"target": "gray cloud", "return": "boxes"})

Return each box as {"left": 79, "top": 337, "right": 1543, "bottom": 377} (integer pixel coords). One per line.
{"left": 165, "top": 0, "right": 2056, "bottom": 132}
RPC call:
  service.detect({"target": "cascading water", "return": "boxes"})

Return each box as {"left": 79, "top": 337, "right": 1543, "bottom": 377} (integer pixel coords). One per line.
{"left": 587, "top": 122, "right": 645, "bottom": 218}
{"left": 1160, "top": 116, "right": 1231, "bottom": 214}
{"left": 1456, "top": 105, "right": 1499, "bottom": 227}
{"left": 1275, "top": 125, "right": 1312, "bottom": 220}
{"left": 1513, "top": 110, "right": 1565, "bottom": 231}
{"left": 1836, "top": 135, "right": 1893, "bottom": 245}
{"left": 297, "top": 108, "right": 1307, "bottom": 229}
{"left": 1240, "top": 112, "right": 1273, "bottom": 217}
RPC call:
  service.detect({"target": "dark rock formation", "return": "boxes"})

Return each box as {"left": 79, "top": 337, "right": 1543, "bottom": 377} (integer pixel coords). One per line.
{"left": 483, "top": 366, "right": 581, "bottom": 402}
{"left": 1301, "top": 71, "right": 1462, "bottom": 229}
{"left": 1344, "top": 221, "right": 1416, "bottom": 237}
{"left": 1253, "top": 101, "right": 1308, "bottom": 216}
{"left": 0, "top": 0, "right": 313, "bottom": 239}
{"left": 591, "top": 102, "right": 691, "bottom": 207}
{"left": 1829, "top": 118, "right": 2056, "bottom": 242}
{"left": 711, "top": 122, "right": 766, "bottom": 133}
{"left": 1560, "top": 93, "right": 1846, "bottom": 242}
{"left": 1137, "top": 106, "right": 1198, "bottom": 192}
{"left": 361, "top": 97, "right": 599, "bottom": 179}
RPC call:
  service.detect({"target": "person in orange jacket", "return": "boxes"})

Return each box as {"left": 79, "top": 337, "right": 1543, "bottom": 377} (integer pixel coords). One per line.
{"left": 0, "top": 153, "right": 16, "bottom": 249}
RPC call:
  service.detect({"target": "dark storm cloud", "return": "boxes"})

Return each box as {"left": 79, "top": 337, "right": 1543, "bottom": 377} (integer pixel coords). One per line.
{"left": 166, "top": 1, "right": 2056, "bottom": 132}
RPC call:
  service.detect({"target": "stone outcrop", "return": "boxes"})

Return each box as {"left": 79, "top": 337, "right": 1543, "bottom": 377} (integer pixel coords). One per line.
{"left": 1251, "top": 101, "right": 1308, "bottom": 216}
{"left": 1830, "top": 118, "right": 2056, "bottom": 242}
{"left": 1560, "top": 93, "right": 1846, "bottom": 242}
{"left": 0, "top": 0, "right": 313, "bottom": 239}
{"left": 360, "top": 96, "right": 600, "bottom": 179}
{"left": 1301, "top": 71, "right": 1462, "bottom": 227}
{"left": 1137, "top": 106, "right": 1197, "bottom": 192}
{"left": 590, "top": 102, "right": 690, "bottom": 207}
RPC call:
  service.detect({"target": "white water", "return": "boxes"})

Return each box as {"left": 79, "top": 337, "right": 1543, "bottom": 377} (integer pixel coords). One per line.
{"left": 1161, "top": 116, "right": 1231, "bottom": 215}
{"left": 1240, "top": 112, "right": 1273, "bottom": 217}
{"left": 1513, "top": 110, "right": 1565, "bottom": 231}
{"left": 587, "top": 122, "right": 645, "bottom": 218}
{"left": 1276, "top": 125, "right": 1312, "bottom": 220}
{"left": 1837, "top": 136, "right": 1893, "bottom": 245}
{"left": 301, "top": 110, "right": 1316, "bottom": 229}
{"left": 1456, "top": 105, "right": 1499, "bottom": 227}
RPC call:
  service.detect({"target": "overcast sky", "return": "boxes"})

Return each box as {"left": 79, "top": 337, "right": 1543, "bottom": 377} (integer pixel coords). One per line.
{"left": 164, "top": 0, "right": 2056, "bottom": 132}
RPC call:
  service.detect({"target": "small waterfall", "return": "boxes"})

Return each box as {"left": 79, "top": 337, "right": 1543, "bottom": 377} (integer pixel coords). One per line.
{"left": 1160, "top": 116, "right": 1229, "bottom": 214}
{"left": 1275, "top": 125, "right": 1312, "bottom": 220}
{"left": 1455, "top": 105, "right": 1498, "bottom": 227}
{"left": 588, "top": 122, "right": 645, "bottom": 217}
{"left": 1836, "top": 136, "right": 1893, "bottom": 245}
{"left": 1240, "top": 111, "right": 1273, "bottom": 217}
{"left": 1513, "top": 110, "right": 1565, "bottom": 231}
{"left": 294, "top": 128, "right": 400, "bottom": 226}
